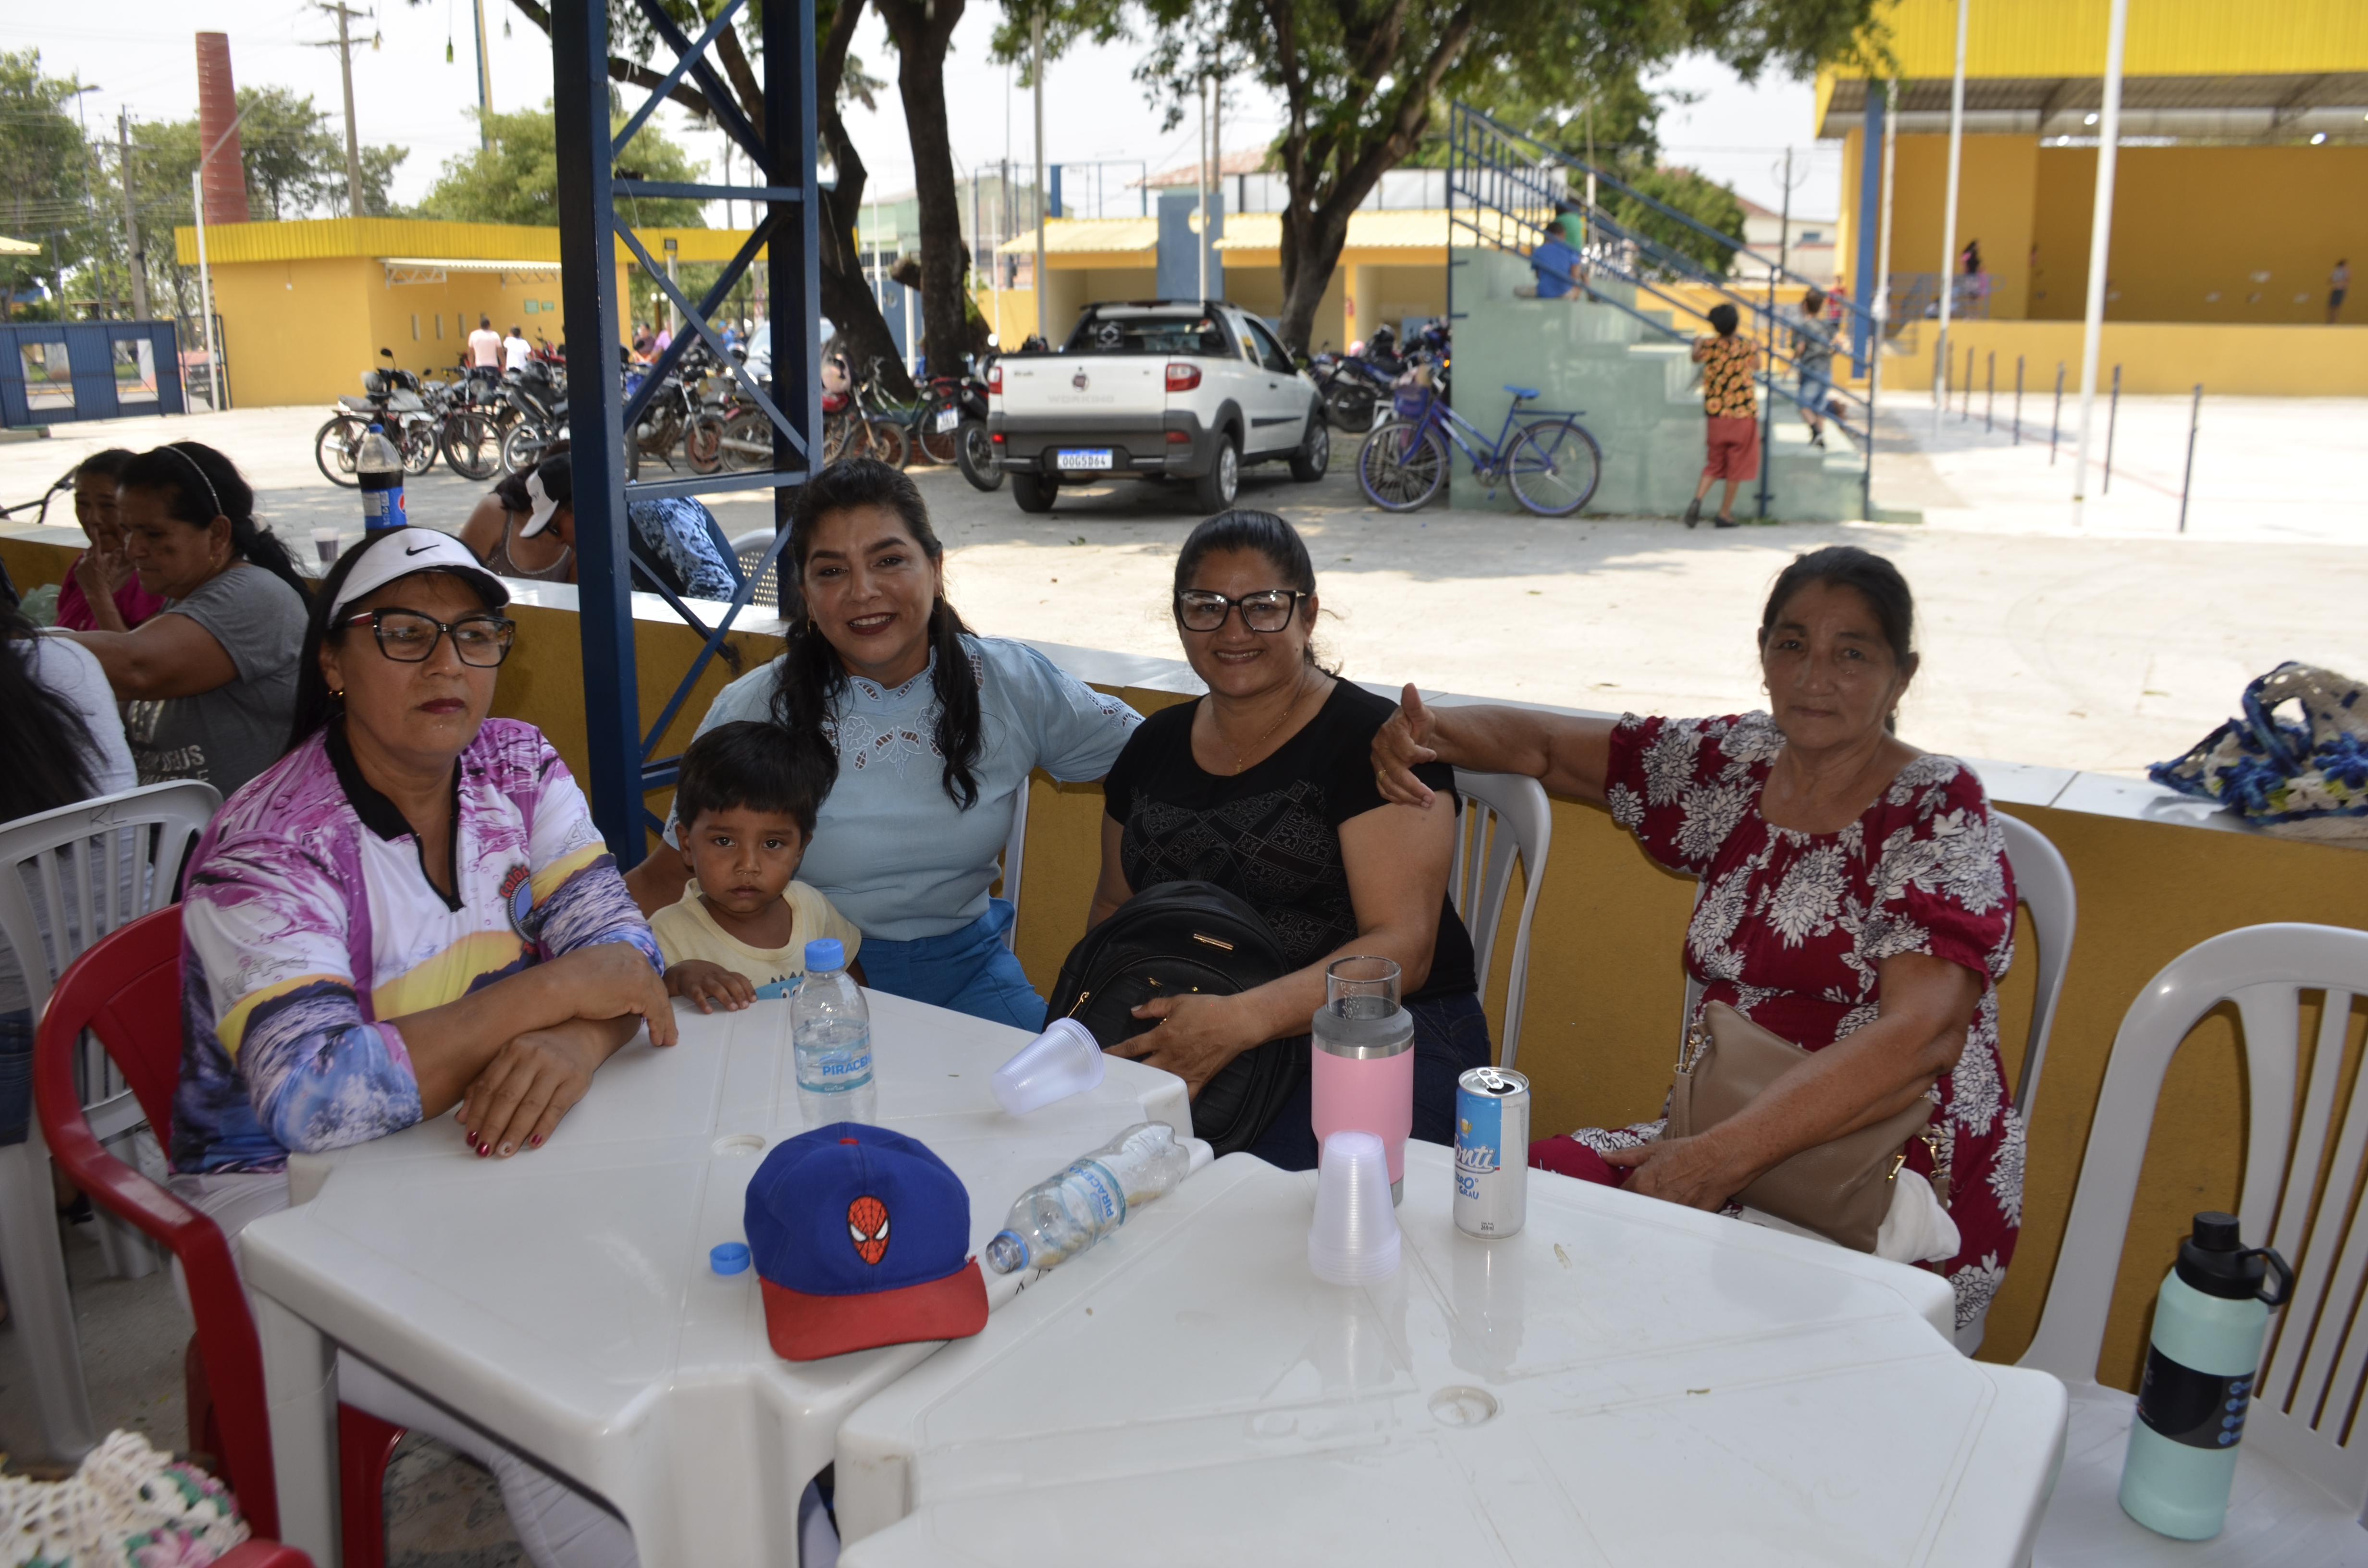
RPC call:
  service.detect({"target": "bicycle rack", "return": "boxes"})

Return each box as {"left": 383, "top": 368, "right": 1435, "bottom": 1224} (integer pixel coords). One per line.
{"left": 553, "top": 0, "right": 823, "bottom": 853}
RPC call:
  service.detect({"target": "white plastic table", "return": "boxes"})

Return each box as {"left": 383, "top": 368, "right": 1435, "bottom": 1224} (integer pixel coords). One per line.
{"left": 236, "top": 990, "right": 1190, "bottom": 1568}
{"left": 835, "top": 1144, "right": 2070, "bottom": 1567}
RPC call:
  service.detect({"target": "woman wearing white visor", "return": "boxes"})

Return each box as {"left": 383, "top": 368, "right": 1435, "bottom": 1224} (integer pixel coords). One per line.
{"left": 171, "top": 526, "right": 673, "bottom": 1567}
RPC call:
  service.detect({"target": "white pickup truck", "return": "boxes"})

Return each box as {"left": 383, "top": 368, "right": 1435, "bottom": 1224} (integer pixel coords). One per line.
{"left": 986, "top": 300, "right": 1329, "bottom": 513}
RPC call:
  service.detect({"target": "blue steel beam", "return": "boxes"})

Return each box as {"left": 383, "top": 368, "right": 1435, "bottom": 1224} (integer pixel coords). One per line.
{"left": 1852, "top": 84, "right": 1885, "bottom": 377}
{"left": 552, "top": 2, "right": 641, "bottom": 857}
{"left": 552, "top": 0, "right": 819, "bottom": 858}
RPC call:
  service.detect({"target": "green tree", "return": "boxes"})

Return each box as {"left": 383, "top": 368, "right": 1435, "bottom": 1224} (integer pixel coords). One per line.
{"left": 1606, "top": 163, "right": 1748, "bottom": 278}
{"left": 1006, "top": 0, "right": 1878, "bottom": 350}
{"left": 417, "top": 102, "right": 708, "bottom": 227}
{"left": 0, "top": 50, "right": 103, "bottom": 321}
{"left": 493, "top": 0, "right": 915, "bottom": 396}
{"left": 1481, "top": 88, "right": 1748, "bottom": 277}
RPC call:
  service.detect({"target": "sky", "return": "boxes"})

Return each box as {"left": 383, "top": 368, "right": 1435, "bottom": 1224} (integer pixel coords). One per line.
{"left": 22, "top": 1, "right": 1842, "bottom": 226}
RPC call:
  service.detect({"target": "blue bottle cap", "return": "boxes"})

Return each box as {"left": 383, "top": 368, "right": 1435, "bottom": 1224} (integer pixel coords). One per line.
{"left": 803, "top": 938, "right": 844, "bottom": 972}
{"left": 709, "top": 1242, "right": 751, "bottom": 1275}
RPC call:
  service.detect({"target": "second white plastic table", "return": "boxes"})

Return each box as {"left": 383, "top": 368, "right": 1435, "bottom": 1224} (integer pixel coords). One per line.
{"left": 835, "top": 1144, "right": 2070, "bottom": 1567}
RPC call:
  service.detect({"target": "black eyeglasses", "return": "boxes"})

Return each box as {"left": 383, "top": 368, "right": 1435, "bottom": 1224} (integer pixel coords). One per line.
{"left": 1175, "top": 588, "right": 1308, "bottom": 634}
{"left": 341, "top": 609, "right": 517, "bottom": 666}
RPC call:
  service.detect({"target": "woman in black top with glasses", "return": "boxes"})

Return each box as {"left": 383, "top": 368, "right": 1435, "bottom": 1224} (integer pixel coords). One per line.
{"left": 1090, "top": 510, "right": 1491, "bottom": 1169}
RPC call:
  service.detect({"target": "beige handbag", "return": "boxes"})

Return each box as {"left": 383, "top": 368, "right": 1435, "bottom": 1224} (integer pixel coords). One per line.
{"left": 1661, "top": 1001, "right": 1939, "bottom": 1253}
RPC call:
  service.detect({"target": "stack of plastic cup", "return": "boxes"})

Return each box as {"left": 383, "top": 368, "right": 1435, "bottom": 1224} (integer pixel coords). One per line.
{"left": 990, "top": 1017, "right": 1107, "bottom": 1115}
{"left": 1308, "top": 1129, "right": 1401, "bottom": 1285}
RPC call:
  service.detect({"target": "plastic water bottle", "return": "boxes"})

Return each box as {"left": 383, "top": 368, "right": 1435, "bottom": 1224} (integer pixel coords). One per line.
{"left": 982, "top": 1122, "right": 1212, "bottom": 1274}
{"left": 2118, "top": 1211, "right": 2293, "bottom": 1539}
{"left": 791, "top": 938, "right": 874, "bottom": 1126}
{"left": 358, "top": 424, "right": 407, "bottom": 532}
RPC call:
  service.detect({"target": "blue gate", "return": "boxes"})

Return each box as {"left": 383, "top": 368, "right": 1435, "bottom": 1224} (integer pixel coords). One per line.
{"left": 0, "top": 321, "right": 186, "bottom": 428}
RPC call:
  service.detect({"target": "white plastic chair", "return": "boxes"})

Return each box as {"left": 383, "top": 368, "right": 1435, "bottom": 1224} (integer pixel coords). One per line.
{"left": 1448, "top": 770, "right": 1551, "bottom": 1071}
{"left": 729, "top": 526, "right": 782, "bottom": 610}
{"left": 1997, "top": 812, "right": 2076, "bottom": 1122}
{"left": 2020, "top": 922, "right": 2368, "bottom": 1565}
{"left": 997, "top": 783, "right": 1029, "bottom": 952}
{"left": 0, "top": 779, "right": 220, "bottom": 1462}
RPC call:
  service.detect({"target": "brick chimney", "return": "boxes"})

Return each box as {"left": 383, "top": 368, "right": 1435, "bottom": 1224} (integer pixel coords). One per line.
{"left": 195, "top": 33, "right": 251, "bottom": 224}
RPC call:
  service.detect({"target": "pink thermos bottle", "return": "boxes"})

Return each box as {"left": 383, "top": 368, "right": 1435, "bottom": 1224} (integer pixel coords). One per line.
{"left": 1310, "top": 956, "right": 1415, "bottom": 1203}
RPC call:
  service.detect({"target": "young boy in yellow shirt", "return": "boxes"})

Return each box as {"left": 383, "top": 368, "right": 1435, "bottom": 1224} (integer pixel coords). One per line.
{"left": 653, "top": 721, "right": 863, "bottom": 1010}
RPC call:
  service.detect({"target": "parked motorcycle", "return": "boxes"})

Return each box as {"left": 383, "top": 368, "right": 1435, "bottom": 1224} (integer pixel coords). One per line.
{"left": 315, "top": 348, "right": 440, "bottom": 487}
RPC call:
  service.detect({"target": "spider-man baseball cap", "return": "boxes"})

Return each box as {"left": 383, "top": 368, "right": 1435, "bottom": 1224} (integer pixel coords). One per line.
{"left": 743, "top": 1123, "right": 989, "bottom": 1361}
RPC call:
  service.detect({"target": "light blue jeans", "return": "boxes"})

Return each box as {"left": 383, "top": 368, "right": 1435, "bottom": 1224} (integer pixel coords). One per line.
{"left": 856, "top": 899, "right": 1044, "bottom": 1031}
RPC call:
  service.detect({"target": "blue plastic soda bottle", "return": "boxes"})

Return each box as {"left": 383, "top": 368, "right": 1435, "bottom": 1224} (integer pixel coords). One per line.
{"left": 2118, "top": 1211, "right": 2294, "bottom": 1539}
{"left": 358, "top": 424, "right": 407, "bottom": 532}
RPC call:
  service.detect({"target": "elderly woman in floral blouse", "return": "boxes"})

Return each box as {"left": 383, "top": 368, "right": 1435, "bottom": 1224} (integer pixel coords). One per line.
{"left": 1374, "top": 545, "right": 2020, "bottom": 1347}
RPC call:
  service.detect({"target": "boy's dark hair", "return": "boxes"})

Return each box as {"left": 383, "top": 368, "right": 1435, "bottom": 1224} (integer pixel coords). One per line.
{"left": 674, "top": 720, "right": 830, "bottom": 840}
{"left": 1707, "top": 304, "right": 1740, "bottom": 337}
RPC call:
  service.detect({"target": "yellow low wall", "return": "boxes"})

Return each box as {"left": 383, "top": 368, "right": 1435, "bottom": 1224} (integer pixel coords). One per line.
{"left": 10, "top": 524, "right": 2365, "bottom": 1393}
{"left": 1889, "top": 318, "right": 2368, "bottom": 397}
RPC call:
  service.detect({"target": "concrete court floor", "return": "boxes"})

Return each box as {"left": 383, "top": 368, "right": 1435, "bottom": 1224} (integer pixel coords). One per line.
{"left": 0, "top": 392, "right": 2360, "bottom": 1560}
{"left": 4, "top": 391, "right": 2362, "bottom": 779}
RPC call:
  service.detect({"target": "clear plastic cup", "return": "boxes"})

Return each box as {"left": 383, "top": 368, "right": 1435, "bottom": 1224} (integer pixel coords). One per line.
{"left": 990, "top": 1017, "right": 1107, "bottom": 1115}
{"left": 1308, "top": 1128, "right": 1402, "bottom": 1285}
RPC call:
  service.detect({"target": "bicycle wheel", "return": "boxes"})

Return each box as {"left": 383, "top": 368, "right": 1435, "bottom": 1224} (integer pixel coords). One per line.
{"left": 917, "top": 405, "right": 961, "bottom": 466}
{"left": 1505, "top": 418, "right": 1603, "bottom": 517}
{"left": 1356, "top": 419, "right": 1447, "bottom": 512}
{"left": 399, "top": 421, "right": 438, "bottom": 477}
{"left": 719, "top": 409, "right": 772, "bottom": 472}
{"left": 854, "top": 418, "right": 909, "bottom": 470}
{"left": 314, "top": 416, "right": 365, "bottom": 488}
{"left": 684, "top": 414, "right": 725, "bottom": 475}
{"left": 441, "top": 413, "right": 500, "bottom": 481}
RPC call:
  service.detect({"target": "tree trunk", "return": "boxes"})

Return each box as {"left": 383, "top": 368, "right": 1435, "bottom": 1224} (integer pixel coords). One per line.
{"left": 806, "top": 1, "right": 913, "bottom": 400}
{"left": 875, "top": 0, "right": 971, "bottom": 384}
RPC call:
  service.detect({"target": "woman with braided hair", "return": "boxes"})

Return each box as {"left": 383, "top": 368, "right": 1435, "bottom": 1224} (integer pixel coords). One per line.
{"left": 53, "top": 441, "right": 311, "bottom": 799}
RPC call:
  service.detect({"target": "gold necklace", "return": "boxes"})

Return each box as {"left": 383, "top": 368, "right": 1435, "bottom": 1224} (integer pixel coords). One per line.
{"left": 1217, "top": 668, "right": 1316, "bottom": 774}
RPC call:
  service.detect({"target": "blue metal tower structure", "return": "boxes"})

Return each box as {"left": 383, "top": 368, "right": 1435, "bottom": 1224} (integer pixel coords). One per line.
{"left": 551, "top": 0, "right": 821, "bottom": 856}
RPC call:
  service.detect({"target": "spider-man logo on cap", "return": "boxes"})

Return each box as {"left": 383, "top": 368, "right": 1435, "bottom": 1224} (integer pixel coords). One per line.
{"left": 742, "top": 1124, "right": 987, "bottom": 1360}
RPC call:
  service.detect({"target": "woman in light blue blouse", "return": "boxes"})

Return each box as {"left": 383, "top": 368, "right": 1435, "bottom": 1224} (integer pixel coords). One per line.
{"left": 624, "top": 460, "right": 1139, "bottom": 1028}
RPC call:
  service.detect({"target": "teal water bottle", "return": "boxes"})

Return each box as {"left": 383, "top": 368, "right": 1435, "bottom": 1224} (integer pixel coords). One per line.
{"left": 2118, "top": 1211, "right": 2293, "bottom": 1539}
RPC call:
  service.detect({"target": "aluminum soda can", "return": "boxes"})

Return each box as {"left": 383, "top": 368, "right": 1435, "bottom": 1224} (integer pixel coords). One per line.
{"left": 1454, "top": 1066, "right": 1529, "bottom": 1238}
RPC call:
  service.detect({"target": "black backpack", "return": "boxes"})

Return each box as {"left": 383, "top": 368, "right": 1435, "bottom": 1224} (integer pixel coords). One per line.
{"left": 1044, "top": 881, "right": 1304, "bottom": 1157}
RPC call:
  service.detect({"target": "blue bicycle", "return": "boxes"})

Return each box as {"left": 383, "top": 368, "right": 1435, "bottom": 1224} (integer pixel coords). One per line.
{"left": 1356, "top": 380, "right": 1602, "bottom": 516}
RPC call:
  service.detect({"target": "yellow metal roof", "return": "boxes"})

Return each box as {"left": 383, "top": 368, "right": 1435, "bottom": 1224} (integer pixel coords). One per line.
{"left": 172, "top": 216, "right": 757, "bottom": 268}
{"left": 1824, "top": 0, "right": 2368, "bottom": 86}
{"left": 1214, "top": 208, "right": 1451, "bottom": 253}
{"left": 993, "top": 217, "right": 1161, "bottom": 257}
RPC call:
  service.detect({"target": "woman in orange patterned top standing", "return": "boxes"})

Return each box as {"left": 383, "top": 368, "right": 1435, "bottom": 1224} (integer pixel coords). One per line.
{"left": 1686, "top": 303, "right": 1760, "bottom": 531}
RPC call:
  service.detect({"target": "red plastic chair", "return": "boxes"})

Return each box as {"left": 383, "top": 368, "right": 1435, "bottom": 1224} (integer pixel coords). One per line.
{"left": 33, "top": 906, "right": 404, "bottom": 1566}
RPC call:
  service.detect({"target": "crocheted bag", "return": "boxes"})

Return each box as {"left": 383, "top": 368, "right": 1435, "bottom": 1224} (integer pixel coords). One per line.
{"left": 0, "top": 1429, "right": 248, "bottom": 1568}
{"left": 2150, "top": 662, "right": 2368, "bottom": 843}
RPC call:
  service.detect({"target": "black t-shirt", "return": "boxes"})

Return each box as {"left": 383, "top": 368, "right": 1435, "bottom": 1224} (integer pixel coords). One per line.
{"left": 1101, "top": 680, "right": 1479, "bottom": 1004}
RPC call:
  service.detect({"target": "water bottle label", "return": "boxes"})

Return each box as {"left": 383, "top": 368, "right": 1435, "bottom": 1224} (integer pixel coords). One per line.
{"left": 1064, "top": 1159, "right": 1126, "bottom": 1228}
{"left": 2136, "top": 1347, "right": 2255, "bottom": 1449}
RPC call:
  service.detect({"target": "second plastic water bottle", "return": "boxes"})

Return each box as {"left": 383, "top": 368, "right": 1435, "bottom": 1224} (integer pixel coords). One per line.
{"left": 982, "top": 1122, "right": 1212, "bottom": 1274}
{"left": 791, "top": 938, "right": 874, "bottom": 1125}
{"left": 357, "top": 424, "right": 407, "bottom": 532}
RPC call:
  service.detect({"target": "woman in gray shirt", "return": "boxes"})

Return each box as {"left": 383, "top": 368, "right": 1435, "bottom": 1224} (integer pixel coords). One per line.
{"left": 56, "top": 442, "right": 311, "bottom": 802}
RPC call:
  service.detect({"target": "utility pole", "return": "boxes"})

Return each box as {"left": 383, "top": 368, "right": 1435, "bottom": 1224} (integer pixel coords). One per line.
{"left": 1933, "top": 0, "right": 1966, "bottom": 430}
{"left": 471, "top": 0, "right": 495, "bottom": 146}
{"left": 2071, "top": 0, "right": 2131, "bottom": 518}
{"left": 1032, "top": 6, "right": 1048, "bottom": 342}
{"left": 312, "top": 1, "right": 371, "bottom": 217}
{"left": 1197, "top": 74, "right": 1210, "bottom": 302}
{"left": 118, "top": 110, "right": 148, "bottom": 319}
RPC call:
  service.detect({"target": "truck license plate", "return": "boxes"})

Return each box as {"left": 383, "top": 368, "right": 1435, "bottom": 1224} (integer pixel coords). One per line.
{"left": 1056, "top": 449, "right": 1114, "bottom": 471}
{"left": 934, "top": 407, "right": 962, "bottom": 432}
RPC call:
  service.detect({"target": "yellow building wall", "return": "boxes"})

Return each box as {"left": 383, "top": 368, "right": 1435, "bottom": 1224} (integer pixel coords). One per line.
{"left": 1840, "top": 132, "right": 2040, "bottom": 320}
{"left": 13, "top": 521, "right": 2367, "bottom": 1393}
{"left": 2028, "top": 146, "right": 2368, "bottom": 325}
{"left": 1893, "top": 317, "right": 2368, "bottom": 395}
